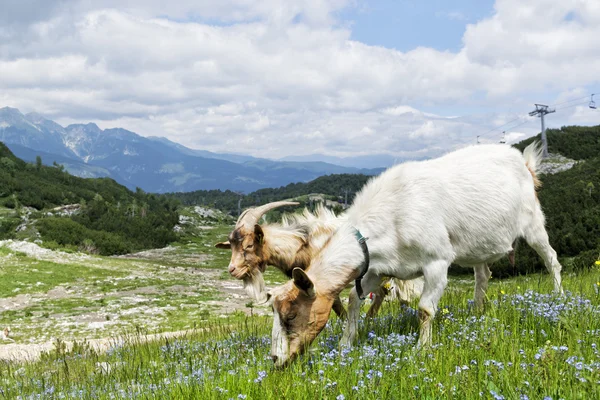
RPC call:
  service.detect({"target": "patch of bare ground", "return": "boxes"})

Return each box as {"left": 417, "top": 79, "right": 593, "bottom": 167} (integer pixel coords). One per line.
{"left": 0, "top": 286, "right": 159, "bottom": 313}
{"left": 114, "top": 246, "right": 211, "bottom": 263}
{"left": 114, "top": 246, "right": 178, "bottom": 259}
{"left": 0, "top": 329, "right": 210, "bottom": 363}
{"left": 0, "top": 294, "right": 36, "bottom": 312}
{"left": 0, "top": 239, "right": 91, "bottom": 264}
{"left": 0, "top": 239, "right": 273, "bottom": 361}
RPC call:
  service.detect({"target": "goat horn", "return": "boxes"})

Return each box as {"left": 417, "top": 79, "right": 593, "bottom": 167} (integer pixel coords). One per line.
{"left": 235, "top": 201, "right": 300, "bottom": 228}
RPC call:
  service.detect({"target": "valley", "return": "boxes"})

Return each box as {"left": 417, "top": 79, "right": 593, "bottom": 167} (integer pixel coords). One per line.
{"left": 0, "top": 210, "right": 287, "bottom": 362}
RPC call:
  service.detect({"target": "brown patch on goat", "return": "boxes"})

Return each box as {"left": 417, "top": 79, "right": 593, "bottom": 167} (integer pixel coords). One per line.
{"left": 331, "top": 297, "right": 347, "bottom": 319}
{"left": 218, "top": 222, "right": 347, "bottom": 319}
{"left": 288, "top": 244, "right": 312, "bottom": 274}
{"left": 272, "top": 272, "right": 334, "bottom": 366}
{"left": 220, "top": 225, "right": 266, "bottom": 279}
{"left": 526, "top": 163, "right": 542, "bottom": 200}
{"left": 308, "top": 223, "right": 335, "bottom": 239}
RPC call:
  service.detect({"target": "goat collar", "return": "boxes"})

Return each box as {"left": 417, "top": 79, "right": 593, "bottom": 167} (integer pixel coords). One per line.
{"left": 353, "top": 228, "right": 370, "bottom": 300}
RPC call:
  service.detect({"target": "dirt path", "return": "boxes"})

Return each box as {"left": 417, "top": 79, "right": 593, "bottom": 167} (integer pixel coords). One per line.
{"left": 0, "top": 329, "right": 208, "bottom": 363}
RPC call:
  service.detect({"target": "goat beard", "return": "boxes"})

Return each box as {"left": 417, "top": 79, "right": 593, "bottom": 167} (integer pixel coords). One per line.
{"left": 242, "top": 269, "right": 267, "bottom": 303}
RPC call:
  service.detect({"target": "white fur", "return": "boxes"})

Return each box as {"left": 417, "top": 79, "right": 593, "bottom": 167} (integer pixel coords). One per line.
{"left": 247, "top": 204, "right": 424, "bottom": 307}
{"left": 307, "top": 142, "right": 562, "bottom": 348}
{"left": 1, "top": 327, "right": 14, "bottom": 342}
{"left": 271, "top": 310, "right": 288, "bottom": 367}
{"left": 242, "top": 269, "right": 267, "bottom": 303}
{"left": 387, "top": 278, "right": 424, "bottom": 303}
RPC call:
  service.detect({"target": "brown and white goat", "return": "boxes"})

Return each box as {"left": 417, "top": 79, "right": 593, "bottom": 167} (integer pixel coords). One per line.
{"left": 215, "top": 201, "right": 348, "bottom": 317}
{"left": 267, "top": 142, "right": 563, "bottom": 367}
{"left": 215, "top": 201, "right": 423, "bottom": 318}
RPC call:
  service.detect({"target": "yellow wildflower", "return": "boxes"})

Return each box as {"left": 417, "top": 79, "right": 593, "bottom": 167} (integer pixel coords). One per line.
{"left": 500, "top": 290, "right": 505, "bottom": 295}
{"left": 595, "top": 260, "right": 600, "bottom": 266}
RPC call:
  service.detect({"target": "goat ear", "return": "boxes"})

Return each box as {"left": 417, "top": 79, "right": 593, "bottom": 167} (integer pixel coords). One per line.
{"left": 292, "top": 268, "right": 315, "bottom": 298}
{"left": 256, "top": 291, "right": 273, "bottom": 306}
{"left": 214, "top": 241, "right": 230, "bottom": 249}
{"left": 254, "top": 224, "right": 264, "bottom": 244}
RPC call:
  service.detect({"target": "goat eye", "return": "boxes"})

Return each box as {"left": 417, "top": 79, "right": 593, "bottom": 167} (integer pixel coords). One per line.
{"left": 286, "top": 313, "right": 297, "bottom": 322}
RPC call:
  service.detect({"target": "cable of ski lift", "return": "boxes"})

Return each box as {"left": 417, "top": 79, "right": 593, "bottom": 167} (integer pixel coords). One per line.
{"left": 467, "top": 91, "right": 597, "bottom": 147}
{"left": 550, "top": 95, "right": 591, "bottom": 107}
{"left": 555, "top": 101, "right": 590, "bottom": 111}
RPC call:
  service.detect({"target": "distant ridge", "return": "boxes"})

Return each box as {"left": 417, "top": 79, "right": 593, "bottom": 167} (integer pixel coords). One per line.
{"left": 0, "top": 107, "right": 381, "bottom": 193}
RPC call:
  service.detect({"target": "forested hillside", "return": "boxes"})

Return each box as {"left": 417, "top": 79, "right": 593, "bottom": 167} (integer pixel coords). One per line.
{"left": 2, "top": 123, "right": 599, "bottom": 271}
{"left": 169, "top": 173, "right": 372, "bottom": 215}
{"left": 514, "top": 125, "right": 600, "bottom": 160}
{"left": 499, "top": 125, "right": 600, "bottom": 275}
{"left": 0, "top": 142, "right": 179, "bottom": 255}
{"left": 171, "top": 125, "right": 600, "bottom": 274}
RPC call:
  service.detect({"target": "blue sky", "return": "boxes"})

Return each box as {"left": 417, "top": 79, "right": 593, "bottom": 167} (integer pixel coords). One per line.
{"left": 343, "top": 0, "right": 597, "bottom": 119}
{"left": 0, "top": 0, "right": 598, "bottom": 159}
{"left": 343, "top": 0, "right": 495, "bottom": 52}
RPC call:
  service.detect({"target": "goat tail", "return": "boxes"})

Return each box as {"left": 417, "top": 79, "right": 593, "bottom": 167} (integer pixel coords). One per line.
{"left": 523, "top": 141, "right": 543, "bottom": 189}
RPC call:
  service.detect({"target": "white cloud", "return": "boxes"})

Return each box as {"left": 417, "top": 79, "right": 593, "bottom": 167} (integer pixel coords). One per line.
{"left": 0, "top": 0, "right": 599, "bottom": 160}
{"left": 503, "top": 132, "right": 526, "bottom": 143}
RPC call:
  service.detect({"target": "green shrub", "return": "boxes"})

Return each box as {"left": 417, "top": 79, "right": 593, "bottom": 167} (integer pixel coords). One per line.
{"left": 0, "top": 216, "right": 20, "bottom": 238}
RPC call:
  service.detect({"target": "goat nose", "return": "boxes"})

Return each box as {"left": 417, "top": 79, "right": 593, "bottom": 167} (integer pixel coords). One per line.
{"left": 228, "top": 264, "right": 235, "bottom": 273}
{"left": 271, "top": 355, "right": 278, "bottom": 363}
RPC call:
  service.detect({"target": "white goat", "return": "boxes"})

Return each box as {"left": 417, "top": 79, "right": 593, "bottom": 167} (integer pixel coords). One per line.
{"left": 215, "top": 202, "right": 423, "bottom": 317}
{"left": 267, "top": 142, "right": 563, "bottom": 367}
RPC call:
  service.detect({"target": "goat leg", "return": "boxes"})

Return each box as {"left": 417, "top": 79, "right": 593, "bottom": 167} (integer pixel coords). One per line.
{"left": 332, "top": 296, "right": 347, "bottom": 319}
{"left": 365, "top": 282, "right": 391, "bottom": 319}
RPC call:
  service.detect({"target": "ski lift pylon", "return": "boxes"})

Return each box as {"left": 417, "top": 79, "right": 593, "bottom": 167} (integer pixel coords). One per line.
{"left": 590, "top": 94, "right": 597, "bottom": 109}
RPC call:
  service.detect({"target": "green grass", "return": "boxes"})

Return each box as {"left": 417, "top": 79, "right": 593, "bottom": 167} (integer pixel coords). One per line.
{"left": 0, "top": 258, "right": 125, "bottom": 298}
{"left": 0, "top": 221, "right": 237, "bottom": 344}
{"left": 2, "top": 269, "right": 599, "bottom": 399}
{"left": 2, "top": 209, "right": 599, "bottom": 399}
{"left": 0, "top": 206, "right": 17, "bottom": 217}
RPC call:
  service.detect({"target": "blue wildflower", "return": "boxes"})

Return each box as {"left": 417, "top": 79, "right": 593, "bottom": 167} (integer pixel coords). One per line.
{"left": 254, "top": 371, "right": 267, "bottom": 383}
{"left": 490, "top": 390, "right": 505, "bottom": 400}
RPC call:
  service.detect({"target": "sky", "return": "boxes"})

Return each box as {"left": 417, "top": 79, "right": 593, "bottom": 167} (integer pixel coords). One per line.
{"left": 1, "top": 0, "right": 599, "bottom": 160}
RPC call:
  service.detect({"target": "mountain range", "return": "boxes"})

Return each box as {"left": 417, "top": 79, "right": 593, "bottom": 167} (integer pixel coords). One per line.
{"left": 0, "top": 107, "right": 384, "bottom": 193}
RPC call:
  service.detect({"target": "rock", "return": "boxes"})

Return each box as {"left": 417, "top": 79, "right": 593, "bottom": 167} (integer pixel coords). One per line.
{"left": 15, "top": 223, "right": 28, "bottom": 232}
{"left": 192, "top": 206, "right": 222, "bottom": 219}
{"left": 539, "top": 153, "right": 577, "bottom": 175}
{"left": 50, "top": 204, "right": 81, "bottom": 217}
{"left": 178, "top": 215, "right": 192, "bottom": 224}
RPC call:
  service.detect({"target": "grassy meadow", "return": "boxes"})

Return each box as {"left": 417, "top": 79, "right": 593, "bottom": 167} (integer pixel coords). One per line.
{"left": 2, "top": 119, "right": 600, "bottom": 399}
{"left": 1, "top": 260, "right": 599, "bottom": 399}
{"left": 1, "top": 206, "right": 600, "bottom": 399}
{"left": 0, "top": 208, "right": 288, "bottom": 345}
